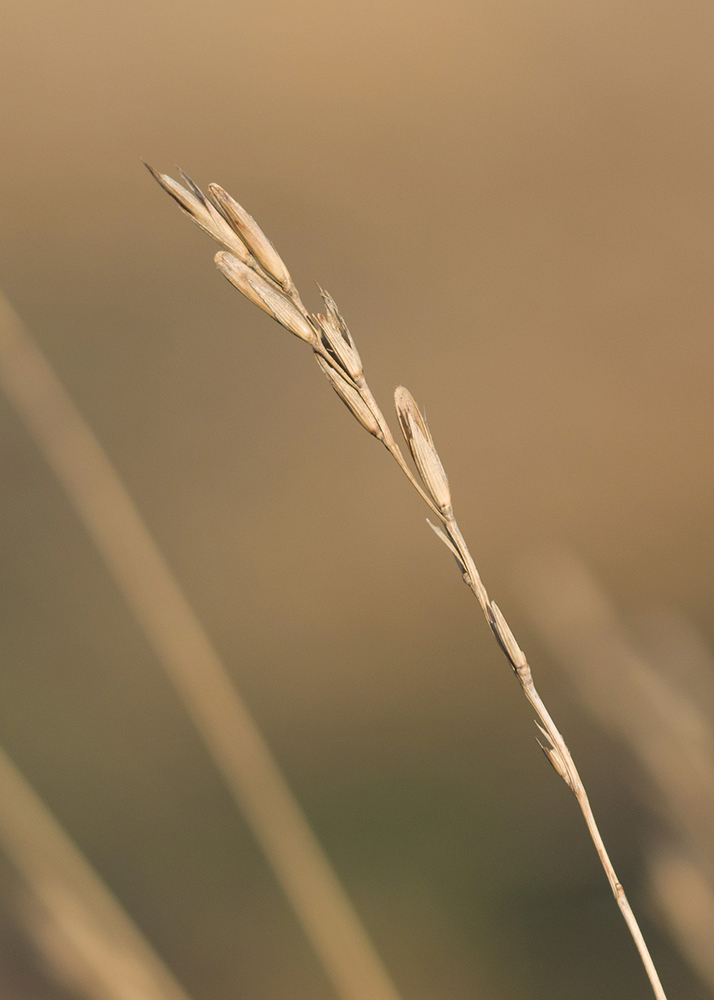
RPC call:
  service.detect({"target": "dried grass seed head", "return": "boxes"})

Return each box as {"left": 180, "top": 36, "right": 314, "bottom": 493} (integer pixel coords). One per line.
{"left": 394, "top": 386, "right": 452, "bottom": 513}
{"left": 208, "top": 184, "right": 292, "bottom": 290}
{"left": 315, "top": 354, "right": 380, "bottom": 437}
{"left": 215, "top": 252, "right": 317, "bottom": 345}
{"left": 145, "top": 164, "right": 251, "bottom": 263}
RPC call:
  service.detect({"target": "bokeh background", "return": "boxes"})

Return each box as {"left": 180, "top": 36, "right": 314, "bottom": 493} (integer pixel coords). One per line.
{"left": 1, "top": 0, "right": 713, "bottom": 997}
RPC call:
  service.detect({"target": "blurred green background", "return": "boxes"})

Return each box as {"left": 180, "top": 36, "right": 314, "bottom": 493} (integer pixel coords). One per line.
{"left": 1, "top": 0, "right": 713, "bottom": 997}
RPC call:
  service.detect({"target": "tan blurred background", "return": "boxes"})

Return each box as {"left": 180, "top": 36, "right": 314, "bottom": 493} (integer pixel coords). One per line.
{"left": 1, "top": 0, "right": 713, "bottom": 997}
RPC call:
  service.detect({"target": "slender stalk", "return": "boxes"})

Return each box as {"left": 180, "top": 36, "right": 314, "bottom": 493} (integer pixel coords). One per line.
{"left": 427, "top": 515, "right": 666, "bottom": 1000}
{"left": 147, "top": 167, "right": 670, "bottom": 999}
{"left": 349, "top": 329, "right": 669, "bottom": 1000}
{"left": 520, "top": 556, "right": 714, "bottom": 990}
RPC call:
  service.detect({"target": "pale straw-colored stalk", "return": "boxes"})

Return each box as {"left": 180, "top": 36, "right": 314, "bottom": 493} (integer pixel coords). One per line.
{"left": 0, "top": 740, "right": 193, "bottom": 1000}
{"left": 518, "top": 552, "right": 714, "bottom": 878}
{"left": 519, "top": 550, "right": 714, "bottom": 990}
{"left": 146, "top": 167, "right": 669, "bottom": 999}
{"left": 0, "top": 289, "right": 403, "bottom": 1000}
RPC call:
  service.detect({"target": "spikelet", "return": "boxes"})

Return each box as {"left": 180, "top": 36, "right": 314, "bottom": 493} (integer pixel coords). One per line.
{"left": 394, "top": 387, "right": 451, "bottom": 513}
{"left": 312, "top": 290, "right": 363, "bottom": 382}
{"left": 215, "top": 252, "right": 316, "bottom": 345}
{"left": 145, "top": 164, "right": 251, "bottom": 263}
{"left": 208, "top": 184, "right": 291, "bottom": 289}
{"left": 315, "top": 355, "right": 380, "bottom": 438}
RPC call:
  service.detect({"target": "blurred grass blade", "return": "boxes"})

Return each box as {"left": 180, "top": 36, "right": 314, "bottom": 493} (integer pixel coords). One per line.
{"left": 0, "top": 743, "right": 192, "bottom": 1000}
{"left": 0, "top": 290, "right": 402, "bottom": 1000}
{"left": 649, "top": 847, "right": 714, "bottom": 992}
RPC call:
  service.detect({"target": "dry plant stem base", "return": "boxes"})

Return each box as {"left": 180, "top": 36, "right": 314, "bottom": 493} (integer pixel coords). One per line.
{"left": 149, "top": 167, "right": 669, "bottom": 1000}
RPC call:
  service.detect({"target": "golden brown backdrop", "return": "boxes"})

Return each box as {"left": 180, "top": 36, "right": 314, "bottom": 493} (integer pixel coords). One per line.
{"left": 0, "top": 0, "right": 713, "bottom": 997}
